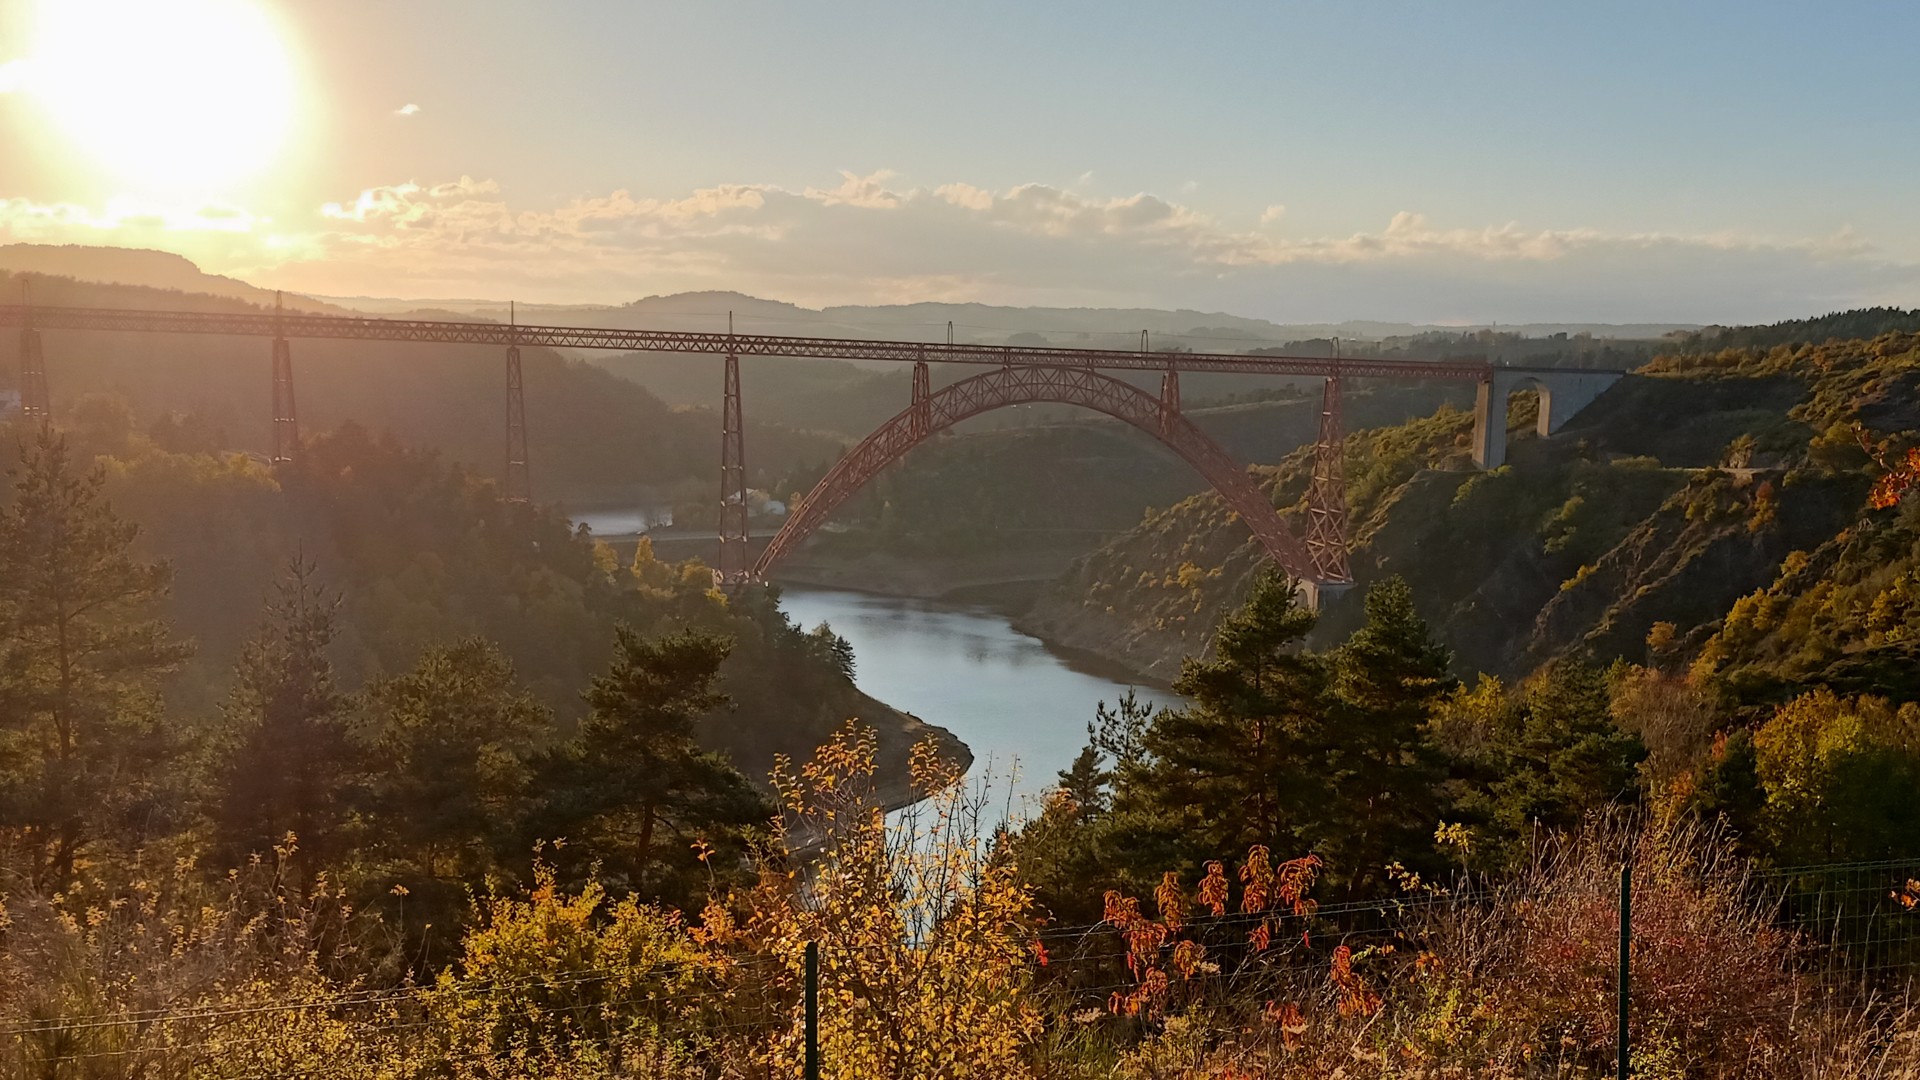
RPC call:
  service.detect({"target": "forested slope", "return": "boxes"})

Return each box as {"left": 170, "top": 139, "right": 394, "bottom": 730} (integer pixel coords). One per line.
{"left": 1027, "top": 328, "right": 1920, "bottom": 690}
{"left": 0, "top": 270, "right": 845, "bottom": 505}
{"left": 1, "top": 413, "right": 956, "bottom": 809}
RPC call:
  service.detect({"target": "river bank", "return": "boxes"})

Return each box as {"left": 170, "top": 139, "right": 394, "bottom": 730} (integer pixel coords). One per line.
{"left": 772, "top": 546, "right": 1081, "bottom": 606}
{"left": 773, "top": 544, "right": 1196, "bottom": 689}
{"left": 852, "top": 687, "right": 975, "bottom": 814}
{"left": 572, "top": 512, "right": 1181, "bottom": 811}
{"left": 1014, "top": 588, "right": 1198, "bottom": 684}
{"left": 780, "top": 586, "right": 1180, "bottom": 834}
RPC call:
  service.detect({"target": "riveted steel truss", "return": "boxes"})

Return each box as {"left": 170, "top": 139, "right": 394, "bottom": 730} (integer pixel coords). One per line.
{"left": 1, "top": 301, "right": 1629, "bottom": 590}
{"left": 717, "top": 351, "right": 750, "bottom": 587}
{"left": 1304, "top": 376, "right": 1352, "bottom": 583}
{"left": 270, "top": 337, "right": 297, "bottom": 464}
{"left": 504, "top": 345, "right": 530, "bottom": 502}
{"left": 753, "top": 365, "right": 1335, "bottom": 585}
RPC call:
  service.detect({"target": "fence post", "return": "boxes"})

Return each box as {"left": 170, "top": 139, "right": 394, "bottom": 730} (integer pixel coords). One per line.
{"left": 805, "top": 939, "right": 820, "bottom": 1080}
{"left": 1617, "top": 861, "right": 1632, "bottom": 1080}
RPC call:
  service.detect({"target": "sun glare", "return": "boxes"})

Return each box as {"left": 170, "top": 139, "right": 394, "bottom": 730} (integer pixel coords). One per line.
{"left": 28, "top": 0, "right": 297, "bottom": 195}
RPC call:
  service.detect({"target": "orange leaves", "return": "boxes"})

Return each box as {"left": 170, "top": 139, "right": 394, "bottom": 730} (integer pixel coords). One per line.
{"left": 1169, "top": 939, "right": 1208, "bottom": 980}
{"left": 1236, "top": 847, "right": 1323, "bottom": 919}
{"left": 1240, "top": 846, "right": 1275, "bottom": 915}
{"left": 1263, "top": 1000, "right": 1309, "bottom": 1049}
{"left": 1276, "top": 854, "right": 1322, "bottom": 918}
{"left": 1197, "top": 861, "right": 1230, "bottom": 917}
{"left": 1105, "top": 889, "right": 1168, "bottom": 986}
{"left": 1896, "top": 880, "right": 1920, "bottom": 911}
{"left": 1242, "top": 849, "right": 1321, "bottom": 950}
{"left": 1856, "top": 425, "right": 1920, "bottom": 510}
{"left": 1156, "top": 871, "right": 1190, "bottom": 931}
{"left": 1330, "top": 944, "right": 1382, "bottom": 1018}
{"left": 1869, "top": 447, "right": 1920, "bottom": 509}
{"left": 1101, "top": 846, "right": 1323, "bottom": 1023}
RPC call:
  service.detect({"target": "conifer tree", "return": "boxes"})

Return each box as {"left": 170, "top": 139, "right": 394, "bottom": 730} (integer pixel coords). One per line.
{"left": 538, "top": 626, "right": 770, "bottom": 906}
{"left": 211, "top": 557, "right": 357, "bottom": 870}
{"left": 0, "top": 430, "right": 190, "bottom": 886}
{"left": 1110, "top": 569, "right": 1332, "bottom": 875}
{"left": 1464, "top": 661, "right": 1646, "bottom": 866}
{"left": 357, "top": 637, "right": 549, "bottom": 886}
{"left": 1323, "top": 576, "right": 1458, "bottom": 891}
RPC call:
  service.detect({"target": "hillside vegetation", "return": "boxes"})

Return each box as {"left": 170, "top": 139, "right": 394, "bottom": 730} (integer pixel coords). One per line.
{"left": 0, "top": 270, "right": 845, "bottom": 506}
{"left": 1028, "top": 327, "right": 1920, "bottom": 691}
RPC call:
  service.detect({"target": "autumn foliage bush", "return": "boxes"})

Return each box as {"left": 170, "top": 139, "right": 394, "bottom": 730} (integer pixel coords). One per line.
{"left": 1069, "top": 821, "right": 1920, "bottom": 1080}
{"left": 7, "top": 744, "right": 1920, "bottom": 1079}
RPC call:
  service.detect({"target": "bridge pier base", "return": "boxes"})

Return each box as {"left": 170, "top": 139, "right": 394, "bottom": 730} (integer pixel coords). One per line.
{"left": 1297, "top": 578, "right": 1355, "bottom": 614}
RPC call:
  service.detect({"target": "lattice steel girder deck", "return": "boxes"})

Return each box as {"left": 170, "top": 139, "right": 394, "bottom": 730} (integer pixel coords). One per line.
{"left": 0, "top": 303, "right": 1604, "bottom": 382}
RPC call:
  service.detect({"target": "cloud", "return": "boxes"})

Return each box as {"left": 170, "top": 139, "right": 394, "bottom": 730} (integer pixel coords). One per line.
{"left": 395, "top": 103, "right": 420, "bottom": 116}
{"left": 4, "top": 172, "right": 1914, "bottom": 323}
{"left": 0, "top": 196, "right": 265, "bottom": 234}
{"left": 804, "top": 170, "right": 901, "bottom": 209}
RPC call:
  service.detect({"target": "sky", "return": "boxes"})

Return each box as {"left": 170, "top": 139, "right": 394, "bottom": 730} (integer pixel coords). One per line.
{"left": 2, "top": 0, "right": 1918, "bottom": 324}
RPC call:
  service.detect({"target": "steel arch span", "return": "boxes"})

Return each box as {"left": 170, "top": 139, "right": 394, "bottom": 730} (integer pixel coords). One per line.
{"left": 752, "top": 365, "right": 1326, "bottom": 584}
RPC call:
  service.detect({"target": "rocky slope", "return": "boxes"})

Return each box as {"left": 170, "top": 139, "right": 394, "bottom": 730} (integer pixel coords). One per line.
{"left": 1024, "top": 326, "right": 1920, "bottom": 692}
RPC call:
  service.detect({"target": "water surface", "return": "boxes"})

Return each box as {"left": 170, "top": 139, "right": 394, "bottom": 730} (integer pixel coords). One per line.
{"left": 778, "top": 586, "right": 1180, "bottom": 830}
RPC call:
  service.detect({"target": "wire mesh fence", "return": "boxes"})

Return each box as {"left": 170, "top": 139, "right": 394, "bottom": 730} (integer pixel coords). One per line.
{"left": 1758, "top": 857, "right": 1920, "bottom": 993}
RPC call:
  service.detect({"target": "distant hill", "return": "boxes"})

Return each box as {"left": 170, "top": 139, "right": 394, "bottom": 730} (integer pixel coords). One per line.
{"left": 314, "top": 287, "right": 1698, "bottom": 352}
{"left": 1668, "top": 307, "right": 1920, "bottom": 353}
{"left": 2, "top": 244, "right": 1700, "bottom": 346}
{"left": 0, "top": 268, "right": 845, "bottom": 509}
{"left": 0, "top": 244, "right": 347, "bottom": 313}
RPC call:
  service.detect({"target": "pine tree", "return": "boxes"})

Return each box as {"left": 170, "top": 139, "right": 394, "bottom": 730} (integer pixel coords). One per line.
{"left": 357, "top": 637, "right": 549, "bottom": 885}
{"left": 1109, "top": 569, "right": 1333, "bottom": 876}
{"left": 1323, "top": 576, "right": 1458, "bottom": 892}
{"left": 0, "top": 430, "right": 191, "bottom": 886}
{"left": 211, "top": 557, "right": 357, "bottom": 870}
{"left": 1056, "top": 744, "right": 1110, "bottom": 822}
{"left": 538, "top": 626, "right": 770, "bottom": 906}
{"left": 1466, "top": 661, "right": 1646, "bottom": 866}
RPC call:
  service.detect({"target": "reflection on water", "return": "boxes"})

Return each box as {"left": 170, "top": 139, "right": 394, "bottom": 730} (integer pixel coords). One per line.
{"left": 778, "top": 586, "right": 1181, "bottom": 831}
{"left": 572, "top": 505, "right": 674, "bottom": 535}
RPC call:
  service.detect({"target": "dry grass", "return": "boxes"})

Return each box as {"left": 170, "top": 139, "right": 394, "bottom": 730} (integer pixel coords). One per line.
{"left": 1081, "top": 820, "right": 1920, "bottom": 1079}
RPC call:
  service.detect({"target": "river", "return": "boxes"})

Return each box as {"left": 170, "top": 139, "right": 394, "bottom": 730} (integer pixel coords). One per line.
{"left": 778, "top": 586, "right": 1180, "bottom": 831}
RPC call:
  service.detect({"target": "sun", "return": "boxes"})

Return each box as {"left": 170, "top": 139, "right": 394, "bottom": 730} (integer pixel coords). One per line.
{"left": 28, "top": 0, "right": 298, "bottom": 194}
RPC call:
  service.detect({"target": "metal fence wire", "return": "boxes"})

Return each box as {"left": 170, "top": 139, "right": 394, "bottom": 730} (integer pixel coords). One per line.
{"left": 1758, "top": 857, "right": 1920, "bottom": 991}
{"left": 7, "top": 856, "right": 1920, "bottom": 1075}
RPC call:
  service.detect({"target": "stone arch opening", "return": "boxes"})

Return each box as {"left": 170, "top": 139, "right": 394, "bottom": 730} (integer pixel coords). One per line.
{"left": 1472, "top": 369, "right": 1621, "bottom": 470}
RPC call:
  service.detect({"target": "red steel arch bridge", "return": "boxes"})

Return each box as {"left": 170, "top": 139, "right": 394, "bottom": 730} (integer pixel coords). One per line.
{"left": 0, "top": 297, "right": 1624, "bottom": 604}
